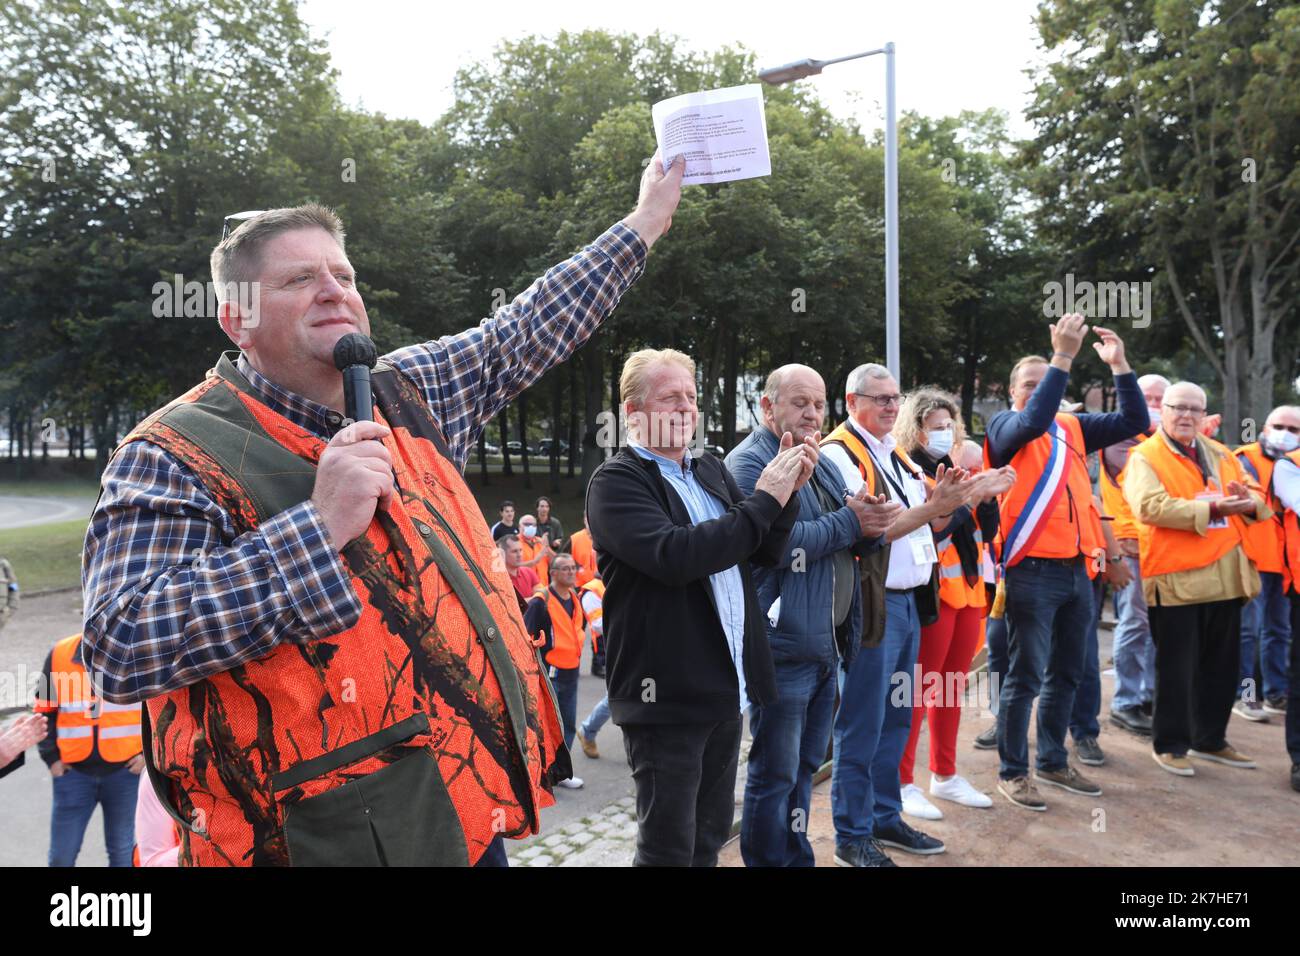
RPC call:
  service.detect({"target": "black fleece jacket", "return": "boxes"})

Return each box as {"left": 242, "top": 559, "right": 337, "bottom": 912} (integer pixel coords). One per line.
{"left": 585, "top": 447, "right": 799, "bottom": 725}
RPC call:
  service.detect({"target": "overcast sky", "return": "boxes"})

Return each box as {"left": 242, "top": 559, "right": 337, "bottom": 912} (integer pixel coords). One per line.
{"left": 298, "top": 0, "right": 1048, "bottom": 139}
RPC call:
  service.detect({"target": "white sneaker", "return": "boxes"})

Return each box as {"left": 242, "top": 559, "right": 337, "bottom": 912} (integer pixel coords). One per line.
{"left": 930, "top": 774, "right": 993, "bottom": 809}
{"left": 556, "top": 776, "right": 585, "bottom": 789}
{"left": 901, "top": 783, "right": 944, "bottom": 820}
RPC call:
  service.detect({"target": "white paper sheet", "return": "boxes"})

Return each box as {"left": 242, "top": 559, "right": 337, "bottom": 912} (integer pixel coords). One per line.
{"left": 651, "top": 84, "right": 772, "bottom": 186}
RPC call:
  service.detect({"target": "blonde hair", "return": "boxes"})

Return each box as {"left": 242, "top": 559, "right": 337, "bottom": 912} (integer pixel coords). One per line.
{"left": 620, "top": 348, "right": 696, "bottom": 405}
{"left": 893, "top": 386, "right": 966, "bottom": 455}
{"left": 210, "top": 204, "right": 346, "bottom": 302}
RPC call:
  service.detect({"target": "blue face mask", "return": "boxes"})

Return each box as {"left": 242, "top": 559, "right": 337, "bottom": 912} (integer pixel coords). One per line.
{"left": 924, "top": 429, "right": 954, "bottom": 458}
{"left": 521, "top": 525, "right": 537, "bottom": 539}
{"left": 1265, "top": 429, "right": 1300, "bottom": 455}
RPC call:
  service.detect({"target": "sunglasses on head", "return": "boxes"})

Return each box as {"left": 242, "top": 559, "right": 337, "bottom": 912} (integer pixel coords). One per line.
{"left": 221, "top": 210, "right": 265, "bottom": 241}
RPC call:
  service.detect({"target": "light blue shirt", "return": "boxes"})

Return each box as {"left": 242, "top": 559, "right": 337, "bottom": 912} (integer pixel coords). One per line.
{"left": 630, "top": 442, "right": 750, "bottom": 714}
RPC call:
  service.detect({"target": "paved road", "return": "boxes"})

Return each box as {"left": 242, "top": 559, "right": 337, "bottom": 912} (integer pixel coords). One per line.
{"left": 0, "top": 495, "right": 96, "bottom": 531}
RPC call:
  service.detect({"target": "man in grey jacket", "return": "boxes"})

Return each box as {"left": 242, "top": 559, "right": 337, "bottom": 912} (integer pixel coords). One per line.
{"left": 726, "top": 365, "right": 900, "bottom": 866}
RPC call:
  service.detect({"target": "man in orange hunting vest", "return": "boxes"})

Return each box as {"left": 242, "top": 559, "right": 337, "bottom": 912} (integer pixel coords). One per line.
{"left": 524, "top": 552, "right": 587, "bottom": 790}
{"left": 80, "top": 156, "right": 683, "bottom": 866}
{"left": 1124, "top": 381, "right": 1271, "bottom": 777}
{"left": 34, "top": 633, "right": 143, "bottom": 867}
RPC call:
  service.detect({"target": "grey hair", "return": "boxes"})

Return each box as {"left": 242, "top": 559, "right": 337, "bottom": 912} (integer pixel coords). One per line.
{"left": 845, "top": 363, "right": 893, "bottom": 396}
{"left": 1266, "top": 405, "right": 1300, "bottom": 427}
{"left": 1136, "top": 373, "right": 1172, "bottom": 391}
{"left": 210, "top": 204, "right": 346, "bottom": 303}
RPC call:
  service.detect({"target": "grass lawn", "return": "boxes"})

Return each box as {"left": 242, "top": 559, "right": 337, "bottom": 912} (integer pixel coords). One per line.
{"left": 0, "top": 479, "right": 101, "bottom": 500}
{"left": 0, "top": 518, "right": 88, "bottom": 593}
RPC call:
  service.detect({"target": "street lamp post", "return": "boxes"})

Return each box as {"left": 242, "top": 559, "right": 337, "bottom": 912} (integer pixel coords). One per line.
{"left": 759, "top": 44, "right": 900, "bottom": 380}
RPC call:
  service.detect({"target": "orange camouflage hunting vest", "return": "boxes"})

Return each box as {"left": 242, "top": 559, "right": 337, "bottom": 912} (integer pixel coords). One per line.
{"left": 119, "top": 353, "right": 566, "bottom": 866}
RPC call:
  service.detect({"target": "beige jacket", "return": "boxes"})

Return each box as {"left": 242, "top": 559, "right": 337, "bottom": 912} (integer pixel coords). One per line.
{"left": 1123, "top": 430, "right": 1270, "bottom": 608}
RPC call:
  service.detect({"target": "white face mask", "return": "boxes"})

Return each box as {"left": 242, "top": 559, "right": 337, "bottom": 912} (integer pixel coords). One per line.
{"left": 521, "top": 525, "right": 537, "bottom": 539}
{"left": 1148, "top": 406, "right": 1162, "bottom": 429}
{"left": 924, "top": 429, "right": 954, "bottom": 458}
{"left": 1264, "top": 428, "right": 1300, "bottom": 454}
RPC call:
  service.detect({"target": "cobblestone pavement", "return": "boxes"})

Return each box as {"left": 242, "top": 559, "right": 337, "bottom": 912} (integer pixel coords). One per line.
{"left": 509, "top": 738, "right": 753, "bottom": 866}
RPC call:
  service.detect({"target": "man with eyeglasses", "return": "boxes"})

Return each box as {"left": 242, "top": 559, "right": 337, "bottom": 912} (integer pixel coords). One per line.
{"left": 822, "top": 363, "right": 972, "bottom": 865}
{"left": 1124, "top": 382, "right": 1271, "bottom": 778}
{"left": 983, "top": 314, "right": 1148, "bottom": 812}
{"left": 80, "top": 155, "right": 684, "bottom": 866}
{"left": 1233, "top": 406, "right": 1300, "bottom": 723}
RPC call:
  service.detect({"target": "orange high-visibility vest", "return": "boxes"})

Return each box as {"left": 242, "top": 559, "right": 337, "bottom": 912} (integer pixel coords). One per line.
{"left": 114, "top": 354, "right": 565, "bottom": 867}
{"left": 936, "top": 526, "right": 988, "bottom": 611}
{"left": 1235, "top": 442, "right": 1286, "bottom": 575}
{"left": 569, "top": 529, "right": 597, "bottom": 587}
{"left": 986, "top": 413, "right": 1104, "bottom": 578}
{"left": 520, "top": 534, "right": 550, "bottom": 587}
{"left": 541, "top": 586, "right": 586, "bottom": 670}
{"left": 822, "top": 422, "right": 881, "bottom": 495}
{"left": 1129, "top": 431, "right": 1253, "bottom": 578}
{"left": 579, "top": 579, "right": 605, "bottom": 653}
{"left": 1099, "top": 435, "right": 1145, "bottom": 541}
{"left": 33, "top": 634, "right": 142, "bottom": 765}
{"left": 1272, "top": 448, "right": 1300, "bottom": 594}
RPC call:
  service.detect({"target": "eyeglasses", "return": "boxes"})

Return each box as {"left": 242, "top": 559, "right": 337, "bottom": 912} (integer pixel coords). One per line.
{"left": 854, "top": 392, "right": 902, "bottom": 408}
{"left": 221, "top": 210, "right": 265, "bottom": 241}
{"left": 1163, "top": 403, "right": 1206, "bottom": 417}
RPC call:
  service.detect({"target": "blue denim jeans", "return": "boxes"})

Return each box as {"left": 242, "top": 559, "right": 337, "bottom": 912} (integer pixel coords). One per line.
{"left": 580, "top": 695, "right": 611, "bottom": 741}
{"left": 986, "top": 614, "right": 1008, "bottom": 718}
{"left": 1287, "top": 594, "right": 1300, "bottom": 763}
{"left": 831, "top": 590, "right": 920, "bottom": 843}
{"left": 1111, "top": 555, "right": 1155, "bottom": 712}
{"left": 49, "top": 765, "right": 138, "bottom": 867}
{"left": 1240, "top": 571, "right": 1291, "bottom": 700}
{"left": 741, "top": 659, "right": 835, "bottom": 867}
{"left": 997, "top": 558, "right": 1093, "bottom": 779}
{"left": 548, "top": 665, "right": 579, "bottom": 751}
{"left": 1070, "top": 574, "right": 1106, "bottom": 741}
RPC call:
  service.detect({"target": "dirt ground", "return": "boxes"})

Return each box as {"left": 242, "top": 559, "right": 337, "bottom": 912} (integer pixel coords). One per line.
{"left": 719, "top": 659, "right": 1299, "bottom": 867}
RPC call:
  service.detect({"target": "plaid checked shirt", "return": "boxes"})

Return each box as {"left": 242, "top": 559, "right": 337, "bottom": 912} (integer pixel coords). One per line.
{"left": 82, "top": 224, "right": 646, "bottom": 703}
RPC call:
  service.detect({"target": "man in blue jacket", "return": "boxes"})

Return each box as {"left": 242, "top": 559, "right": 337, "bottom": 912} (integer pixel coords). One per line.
{"left": 727, "top": 365, "right": 901, "bottom": 866}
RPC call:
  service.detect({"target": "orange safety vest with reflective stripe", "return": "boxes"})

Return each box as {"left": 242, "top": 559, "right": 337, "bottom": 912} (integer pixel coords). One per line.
{"left": 34, "top": 634, "right": 142, "bottom": 765}
{"left": 520, "top": 534, "right": 550, "bottom": 587}
{"left": 936, "top": 526, "right": 988, "bottom": 611}
{"left": 1235, "top": 443, "right": 1286, "bottom": 575}
{"left": 569, "top": 529, "right": 597, "bottom": 587}
{"left": 822, "top": 422, "right": 881, "bottom": 495}
{"left": 1270, "top": 448, "right": 1300, "bottom": 594}
{"left": 541, "top": 585, "right": 586, "bottom": 670}
{"left": 114, "top": 354, "right": 564, "bottom": 867}
{"left": 1099, "top": 435, "right": 1145, "bottom": 541}
{"left": 986, "top": 413, "right": 1104, "bottom": 578}
{"left": 1129, "top": 431, "right": 1253, "bottom": 578}
{"left": 579, "top": 579, "right": 605, "bottom": 653}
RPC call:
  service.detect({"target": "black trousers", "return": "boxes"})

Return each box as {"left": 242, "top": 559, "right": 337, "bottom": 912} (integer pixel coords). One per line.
{"left": 1148, "top": 598, "right": 1241, "bottom": 756}
{"left": 621, "top": 718, "right": 742, "bottom": 867}
{"left": 1287, "top": 594, "right": 1300, "bottom": 765}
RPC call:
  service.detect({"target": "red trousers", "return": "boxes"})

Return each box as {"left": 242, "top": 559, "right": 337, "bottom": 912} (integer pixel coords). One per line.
{"left": 899, "top": 601, "right": 984, "bottom": 784}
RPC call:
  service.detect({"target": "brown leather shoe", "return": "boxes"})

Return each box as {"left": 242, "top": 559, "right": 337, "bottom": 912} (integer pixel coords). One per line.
{"left": 1188, "top": 745, "right": 1256, "bottom": 768}
{"left": 1152, "top": 751, "right": 1194, "bottom": 776}
{"left": 997, "top": 776, "right": 1047, "bottom": 811}
{"left": 576, "top": 727, "right": 599, "bottom": 759}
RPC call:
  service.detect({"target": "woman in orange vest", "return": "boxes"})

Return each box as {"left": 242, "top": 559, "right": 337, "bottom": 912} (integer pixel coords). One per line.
{"left": 34, "top": 634, "right": 143, "bottom": 867}
{"left": 1123, "top": 382, "right": 1271, "bottom": 776}
{"left": 523, "top": 553, "right": 587, "bottom": 789}
{"left": 893, "top": 389, "right": 1016, "bottom": 819}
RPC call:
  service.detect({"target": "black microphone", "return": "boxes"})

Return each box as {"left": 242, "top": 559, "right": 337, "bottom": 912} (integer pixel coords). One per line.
{"left": 333, "top": 333, "right": 378, "bottom": 424}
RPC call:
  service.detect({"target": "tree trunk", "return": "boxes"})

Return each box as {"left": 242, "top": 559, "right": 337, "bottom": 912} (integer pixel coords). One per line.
{"left": 722, "top": 324, "right": 739, "bottom": 452}
{"left": 549, "top": 373, "right": 561, "bottom": 492}
{"left": 567, "top": 358, "right": 578, "bottom": 478}
{"left": 498, "top": 407, "right": 513, "bottom": 477}
{"left": 580, "top": 335, "right": 606, "bottom": 487}
{"left": 518, "top": 392, "right": 532, "bottom": 489}
{"left": 477, "top": 431, "right": 489, "bottom": 485}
